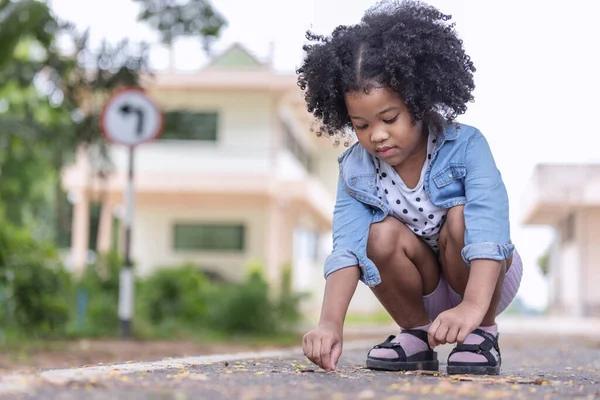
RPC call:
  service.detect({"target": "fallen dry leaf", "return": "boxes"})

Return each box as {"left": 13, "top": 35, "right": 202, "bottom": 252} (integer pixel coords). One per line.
{"left": 450, "top": 375, "right": 548, "bottom": 385}
{"left": 403, "top": 370, "right": 440, "bottom": 376}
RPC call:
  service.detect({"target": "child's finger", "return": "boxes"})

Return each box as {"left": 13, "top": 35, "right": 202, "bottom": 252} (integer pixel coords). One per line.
{"left": 302, "top": 335, "right": 309, "bottom": 356}
{"left": 312, "top": 339, "right": 323, "bottom": 369}
{"left": 320, "top": 338, "right": 333, "bottom": 371}
{"left": 330, "top": 341, "right": 343, "bottom": 371}
{"left": 304, "top": 337, "right": 315, "bottom": 364}
{"left": 456, "top": 327, "right": 469, "bottom": 344}
{"left": 434, "top": 324, "right": 449, "bottom": 345}
{"left": 445, "top": 325, "right": 459, "bottom": 344}
{"left": 428, "top": 318, "right": 441, "bottom": 347}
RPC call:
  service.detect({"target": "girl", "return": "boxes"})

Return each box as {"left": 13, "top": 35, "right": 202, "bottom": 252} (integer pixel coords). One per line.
{"left": 296, "top": 0, "right": 522, "bottom": 375}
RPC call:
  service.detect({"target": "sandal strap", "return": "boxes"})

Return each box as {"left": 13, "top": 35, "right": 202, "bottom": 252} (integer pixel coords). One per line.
{"left": 372, "top": 329, "right": 431, "bottom": 352}
{"left": 372, "top": 335, "right": 407, "bottom": 360}
{"left": 400, "top": 328, "right": 432, "bottom": 349}
{"left": 449, "top": 329, "right": 500, "bottom": 366}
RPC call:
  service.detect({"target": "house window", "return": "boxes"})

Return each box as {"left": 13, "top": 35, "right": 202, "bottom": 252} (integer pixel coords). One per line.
{"left": 173, "top": 223, "right": 245, "bottom": 251}
{"left": 282, "top": 120, "right": 313, "bottom": 172}
{"left": 160, "top": 111, "right": 218, "bottom": 141}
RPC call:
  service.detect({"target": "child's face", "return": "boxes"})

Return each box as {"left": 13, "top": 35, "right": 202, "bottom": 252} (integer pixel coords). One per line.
{"left": 345, "top": 88, "right": 425, "bottom": 167}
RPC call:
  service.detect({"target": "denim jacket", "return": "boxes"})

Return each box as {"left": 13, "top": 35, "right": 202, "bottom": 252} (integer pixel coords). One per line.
{"left": 324, "top": 122, "right": 514, "bottom": 287}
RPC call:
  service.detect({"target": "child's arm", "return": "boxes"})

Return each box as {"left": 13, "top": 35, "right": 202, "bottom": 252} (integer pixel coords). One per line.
{"left": 462, "top": 259, "right": 502, "bottom": 316}
{"left": 304, "top": 157, "right": 373, "bottom": 371}
{"left": 428, "top": 259, "right": 501, "bottom": 347}
{"left": 303, "top": 266, "right": 359, "bottom": 372}
{"left": 429, "top": 130, "right": 512, "bottom": 347}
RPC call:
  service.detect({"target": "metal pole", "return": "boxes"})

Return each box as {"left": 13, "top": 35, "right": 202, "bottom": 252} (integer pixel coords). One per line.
{"left": 119, "top": 146, "right": 135, "bottom": 338}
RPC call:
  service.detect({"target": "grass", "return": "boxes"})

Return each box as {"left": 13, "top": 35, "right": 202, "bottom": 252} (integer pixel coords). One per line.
{"left": 0, "top": 328, "right": 302, "bottom": 358}
{"left": 345, "top": 311, "right": 394, "bottom": 326}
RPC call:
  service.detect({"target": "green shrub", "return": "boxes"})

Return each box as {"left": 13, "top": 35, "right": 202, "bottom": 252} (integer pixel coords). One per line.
{"left": 276, "top": 264, "right": 308, "bottom": 328}
{"left": 0, "top": 219, "right": 71, "bottom": 339}
{"left": 208, "top": 270, "right": 278, "bottom": 335}
{"left": 136, "top": 263, "right": 210, "bottom": 331}
{"left": 69, "top": 251, "right": 122, "bottom": 337}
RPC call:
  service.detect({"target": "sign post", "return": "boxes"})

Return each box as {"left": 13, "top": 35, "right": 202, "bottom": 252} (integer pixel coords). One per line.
{"left": 101, "top": 87, "right": 164, "bottom": 339}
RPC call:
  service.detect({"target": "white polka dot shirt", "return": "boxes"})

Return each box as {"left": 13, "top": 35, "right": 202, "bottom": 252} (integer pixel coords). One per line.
{"left": 374, "top": 133, "right": 447, "bottom": 252}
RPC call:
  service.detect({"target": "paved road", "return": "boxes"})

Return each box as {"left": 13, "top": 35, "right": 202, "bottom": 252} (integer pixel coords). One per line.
{"left": 2, "top": 334, "right": 600, "bottom": 399}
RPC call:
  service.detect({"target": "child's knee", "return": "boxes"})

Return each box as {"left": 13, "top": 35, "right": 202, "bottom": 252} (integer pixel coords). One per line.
{"left": 439, "top": 206, "right": 465, "bottom": 252}
{"left": 367, "top": 217, "right": 415, "bottom": 265}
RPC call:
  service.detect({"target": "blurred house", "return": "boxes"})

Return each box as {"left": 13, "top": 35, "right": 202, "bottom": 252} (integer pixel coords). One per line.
{"left": 522, "top": 164, "right": 600, "bottom": 317}
{"left": 61, "top": 43, "right": 344, "bottom": 294}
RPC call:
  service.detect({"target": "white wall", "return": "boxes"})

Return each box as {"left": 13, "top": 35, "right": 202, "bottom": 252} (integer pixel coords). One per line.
{"left": 131, "top": 203, "right": 267, "bottom": 281}
{"left": 559, "top": 242, "right": 581, "bottom": 315}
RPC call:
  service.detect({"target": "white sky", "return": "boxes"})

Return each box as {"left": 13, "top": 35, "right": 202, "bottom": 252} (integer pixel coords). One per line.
{"left": 49, "top": 0, "right": 600, "bottom": 310}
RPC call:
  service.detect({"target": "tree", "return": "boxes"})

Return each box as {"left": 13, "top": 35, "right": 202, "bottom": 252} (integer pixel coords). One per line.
{"left": 0, "top": 10, "right": 150, "bottom": 242}
{"left": 0, "top": 0, "right": 57, "bottom": 70}
{"left": 133, "top": 0, "right": 227, "bottom": 69}
{"left": 0, "top": 0, "right": 61, "bottom": 228}
{"left": 0, "top": 0, "right": 227, "bottom": 243}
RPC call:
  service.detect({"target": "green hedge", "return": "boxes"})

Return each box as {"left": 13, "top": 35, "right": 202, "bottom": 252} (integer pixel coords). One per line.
{"left": 0, "top": 216, "right": 307, "bottom": 342}
{"left": 0, "top": 219, "right": 72, "bottom": 341}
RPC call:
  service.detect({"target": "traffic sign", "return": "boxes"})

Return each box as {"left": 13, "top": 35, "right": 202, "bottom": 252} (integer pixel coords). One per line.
{"left": 99, "top": 86, "right": 164, "bottom": 338}
{"left": 101, "top": 87, "right": 164, "bottom": 146}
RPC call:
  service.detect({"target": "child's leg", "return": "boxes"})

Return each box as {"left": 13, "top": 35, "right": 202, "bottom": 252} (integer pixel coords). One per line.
{"left": 365, "top": 216, "right": 442, "bottom": 370}
{"left": 438, "top": 205, "right": 512, "bottom": 372}
{"left": 437, "top": 205, "right": 511, "bottom": 327}
{"left": 367, "top": 216, "right": 441, "bottom": 329}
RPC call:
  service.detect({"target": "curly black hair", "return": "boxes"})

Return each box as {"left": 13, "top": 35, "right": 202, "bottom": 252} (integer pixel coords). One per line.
{"left": 296, "top": 0, "right": 475, "bottom": 144}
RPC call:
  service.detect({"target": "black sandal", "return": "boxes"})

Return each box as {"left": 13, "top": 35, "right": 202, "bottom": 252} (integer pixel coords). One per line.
{"left": 366, "top": 329, "right": 439, "bottom": 371}
{"left": 447, "top": 329, "right": 501, "bottom": 375}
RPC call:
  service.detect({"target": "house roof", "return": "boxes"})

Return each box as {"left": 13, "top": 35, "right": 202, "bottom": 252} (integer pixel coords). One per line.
{"left": 141, "top": 43, "right": 290, "bottom": 92}
{"left": 204, "top": 43, "right": 265, "bottom": 70}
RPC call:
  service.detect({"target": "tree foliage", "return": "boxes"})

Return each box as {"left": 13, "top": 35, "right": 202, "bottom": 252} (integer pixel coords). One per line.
{"left": 133, "top": 0, "right": 226, "bottom": 55}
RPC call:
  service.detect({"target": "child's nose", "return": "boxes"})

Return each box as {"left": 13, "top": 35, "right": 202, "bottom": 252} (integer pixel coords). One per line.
{"left": 371, "top": 129, "right": 389, "bottom": 143}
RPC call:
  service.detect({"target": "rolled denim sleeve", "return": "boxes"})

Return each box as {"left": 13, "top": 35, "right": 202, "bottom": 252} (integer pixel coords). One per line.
{"left": 461, "top": 132, "right": 514, "bottom": 264}
{"left": 324, "top": 171, "right": 373, "bottom": 279}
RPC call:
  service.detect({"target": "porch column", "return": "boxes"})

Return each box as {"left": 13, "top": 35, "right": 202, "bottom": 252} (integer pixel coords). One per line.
{"left": 71, "top": 190, "right": 90, "bottom": 274}
{"left": 96, "top": 202, "right": 113, "bottom": 254}
{"left": 265, "top": 198, "right": 285, "bottom": 291}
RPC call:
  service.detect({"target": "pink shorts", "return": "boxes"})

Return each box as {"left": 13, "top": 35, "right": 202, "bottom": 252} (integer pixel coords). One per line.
{"left": 423, "top": 250, "right": 523, "bottom": 321}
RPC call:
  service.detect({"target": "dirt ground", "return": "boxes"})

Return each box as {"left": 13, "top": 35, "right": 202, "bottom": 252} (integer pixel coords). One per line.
{"left": 0, "top": 339, "right": 294, "bottom": 373}
{"left": 0, "top": 332, "right": 382, "bottom": 374}
{"left": 0, "top": 340, "right": 248, "bottom": 372}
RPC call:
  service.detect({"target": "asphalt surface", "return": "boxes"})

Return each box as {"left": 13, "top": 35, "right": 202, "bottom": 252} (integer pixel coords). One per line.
{"left": 3, "top": 334, "right": 600, "bottom": 399}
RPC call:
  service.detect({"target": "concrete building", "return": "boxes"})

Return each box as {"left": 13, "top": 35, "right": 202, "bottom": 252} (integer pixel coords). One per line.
{"left": 61, "top": 44, "right": 343, "bottom": 291}
{"left": 522, "top": 163, "right": 600, "bottom": 316}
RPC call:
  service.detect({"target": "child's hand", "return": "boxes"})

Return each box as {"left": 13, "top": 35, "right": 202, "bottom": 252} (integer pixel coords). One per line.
{"left": 427, "top": 302, "right": 486, "bottom": 348}
{"left": 302, "top": 323, "right": 343, "bottom": 372}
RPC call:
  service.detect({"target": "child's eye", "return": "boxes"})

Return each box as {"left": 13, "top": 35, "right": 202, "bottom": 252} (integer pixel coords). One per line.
{"left": 355, "top": 124, "right": 368, "bottom": 130}
{"left": 384, "top": 115, "right": 399, "bottom": 124}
